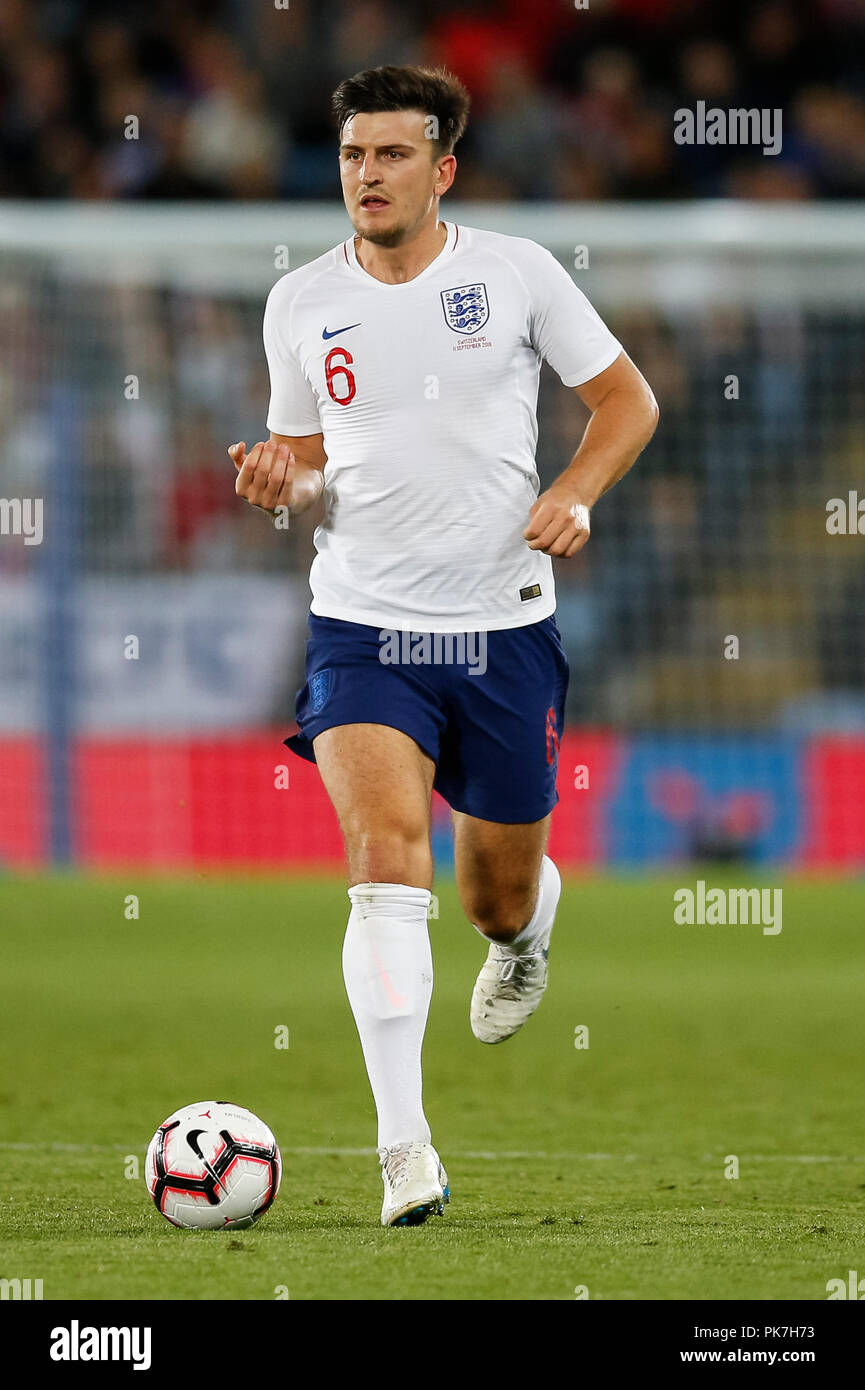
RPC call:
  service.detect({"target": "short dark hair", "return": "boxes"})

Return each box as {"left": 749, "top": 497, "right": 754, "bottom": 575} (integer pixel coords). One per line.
{"left": 332, "top": 64, "right": 471, "bottom": 157}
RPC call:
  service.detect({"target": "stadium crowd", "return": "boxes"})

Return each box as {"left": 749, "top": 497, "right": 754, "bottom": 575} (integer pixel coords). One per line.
{"left": 2, "top": 0, "right": 865, "bottom": 201}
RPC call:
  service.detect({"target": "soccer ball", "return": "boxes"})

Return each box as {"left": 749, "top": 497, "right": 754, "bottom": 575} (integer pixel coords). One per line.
{"left": 145, "top": 1100, "right": 281, "bottom": 1230}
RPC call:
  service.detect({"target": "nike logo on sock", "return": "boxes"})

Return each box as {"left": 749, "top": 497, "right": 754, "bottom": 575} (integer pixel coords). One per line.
{"left": 372, "top": 948, "right": 409, "bottom": 1009}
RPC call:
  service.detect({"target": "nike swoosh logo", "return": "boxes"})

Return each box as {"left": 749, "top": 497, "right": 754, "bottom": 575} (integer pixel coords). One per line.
{"left": 322, "top": 322, "right": 361, "bottom": 339}
{"left": 371, "top": 948, "right": 408, "bottom": 1009}
{"left": 185, "top": 1128, "right": 226, "bottom": 1191}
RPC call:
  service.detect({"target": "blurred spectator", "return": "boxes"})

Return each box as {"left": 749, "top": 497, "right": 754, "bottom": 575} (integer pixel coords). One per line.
{"left": 177, "top": 33, "right": 286, "bottom": 198}
{"left": 471, "top": 56, "right": 559, "bottom": 198}
{"left": 166, "top": 410, "right": 238, "bottom": 569}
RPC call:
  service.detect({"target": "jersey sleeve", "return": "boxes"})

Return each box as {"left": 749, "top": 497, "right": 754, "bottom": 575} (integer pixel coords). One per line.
{"left": 524, "top": 243, "right": 622, "bottom": 388}
{"left": 263, "top": 280, "right": 322, "bottom": 436}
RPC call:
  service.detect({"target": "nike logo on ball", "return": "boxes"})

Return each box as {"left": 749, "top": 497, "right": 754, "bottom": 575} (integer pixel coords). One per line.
{"left": 322, "top": 323, "right": 361, "bottom": 339}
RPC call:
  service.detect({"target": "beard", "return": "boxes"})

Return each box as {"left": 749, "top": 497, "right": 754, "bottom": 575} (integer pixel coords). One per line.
{"left": 353, "top": 220, "right": 409, "bottom": 249}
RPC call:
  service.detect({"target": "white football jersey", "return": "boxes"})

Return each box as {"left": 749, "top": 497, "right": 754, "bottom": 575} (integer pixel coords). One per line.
{"left": 263, "top": 221, "right": 622, "bottom": 632}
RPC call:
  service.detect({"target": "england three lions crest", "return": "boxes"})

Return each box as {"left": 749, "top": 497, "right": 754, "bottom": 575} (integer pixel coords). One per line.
{"left": 441, "top": 283, "right": 489, "bottom": 335}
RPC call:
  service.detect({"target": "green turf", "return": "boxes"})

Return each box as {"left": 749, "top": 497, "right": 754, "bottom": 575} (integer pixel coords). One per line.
{"left": 0, "top": 871, "right": 863, "bottom": 1300}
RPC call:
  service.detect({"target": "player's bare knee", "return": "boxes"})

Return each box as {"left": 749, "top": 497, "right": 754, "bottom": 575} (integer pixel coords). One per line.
{"left": 345, "top": 826, "right": 432, "bottom": 889}
{"left": 465, "top": 886, "right": 538, "bottom": 942}
{"left": 472, "top": 914, "right": 529, "bottom": 944}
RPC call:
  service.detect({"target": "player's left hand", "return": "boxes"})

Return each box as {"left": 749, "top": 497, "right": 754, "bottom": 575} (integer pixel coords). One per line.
{"left": 523, "top": 485, "right": 591, "bottom": 557}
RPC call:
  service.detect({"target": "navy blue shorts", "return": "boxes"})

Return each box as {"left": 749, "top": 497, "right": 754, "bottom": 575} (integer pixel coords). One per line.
{"left": 283, "top": 613, "right": 569, "bottom": 824}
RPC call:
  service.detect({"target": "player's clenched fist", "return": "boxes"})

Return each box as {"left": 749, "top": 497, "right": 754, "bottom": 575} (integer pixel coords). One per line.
{"left": 523, "top": 483, "right": 591, "bottom": 558}
{"left": 230, "top": 439, "right": 324, "bottom": 516}
{"left": 231, "top": 439, "right": 295, "bottom": 514}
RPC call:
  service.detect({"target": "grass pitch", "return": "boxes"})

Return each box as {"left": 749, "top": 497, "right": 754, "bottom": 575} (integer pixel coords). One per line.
{"left": 1, "top": 872, "right": 863, "bottom": 1300}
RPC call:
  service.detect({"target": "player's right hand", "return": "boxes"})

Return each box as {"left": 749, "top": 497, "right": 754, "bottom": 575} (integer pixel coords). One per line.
{"left": 230, "top": 439, "right": 296, "bottom": 515}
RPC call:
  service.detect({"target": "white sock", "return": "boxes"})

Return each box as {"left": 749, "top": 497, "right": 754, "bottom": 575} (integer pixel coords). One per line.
{"left": 472, "top": 855, "right": 560, "bottom": 954}
{"left": 343, "top": 882, "right": 433, "bottom": 1151}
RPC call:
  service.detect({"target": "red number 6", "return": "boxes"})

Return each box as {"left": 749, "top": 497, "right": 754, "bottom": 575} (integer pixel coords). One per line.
{"left": 325, "top": 347, "right": 356, "bottom": 406}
